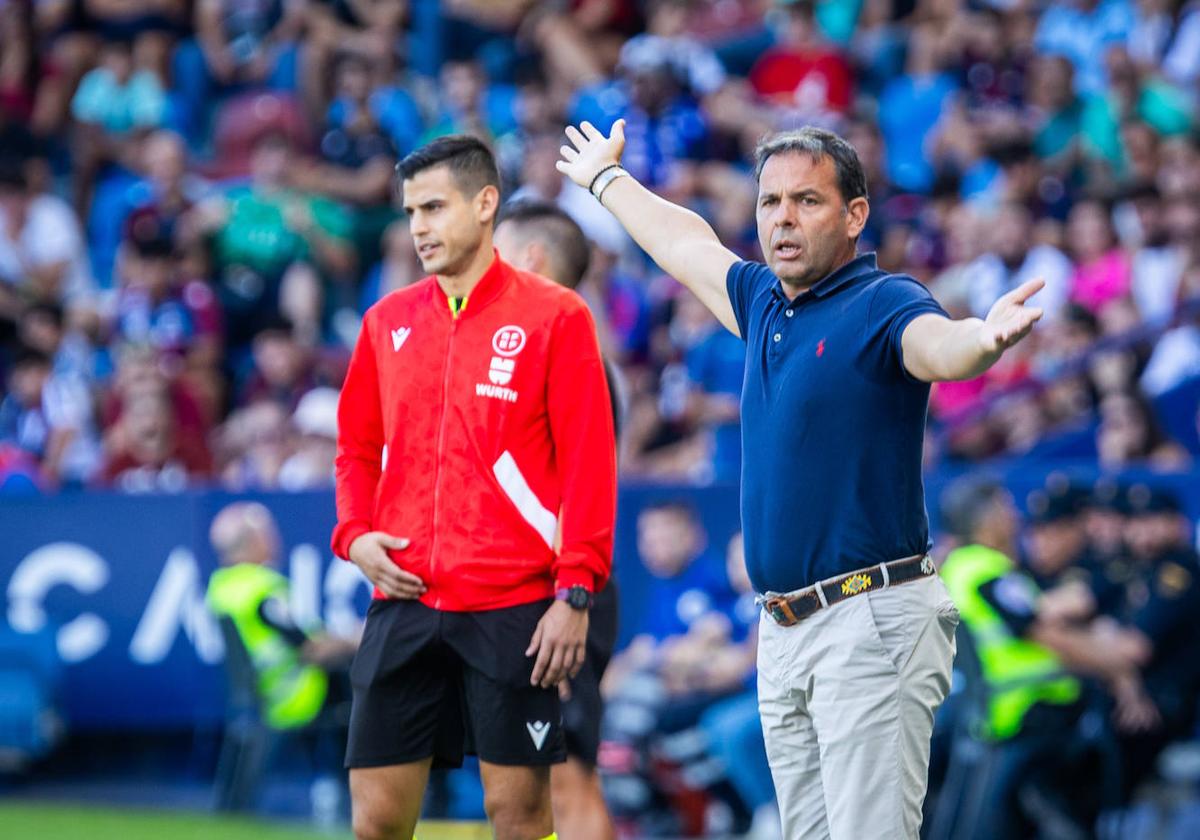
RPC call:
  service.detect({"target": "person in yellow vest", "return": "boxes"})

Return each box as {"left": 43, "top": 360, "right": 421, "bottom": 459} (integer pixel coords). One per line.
{"left": 207, "top": 500, "right": 355, "bottom": 730}
{"left": 938, "top": 477, "right": 1149, "bottom": 839}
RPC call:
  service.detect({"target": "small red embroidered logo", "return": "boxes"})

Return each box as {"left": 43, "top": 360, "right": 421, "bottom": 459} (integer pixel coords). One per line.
{"left": 816, "top": 339, "right": 826, "bottom": 357}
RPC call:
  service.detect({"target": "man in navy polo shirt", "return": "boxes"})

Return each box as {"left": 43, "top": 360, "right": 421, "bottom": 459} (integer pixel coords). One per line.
{"left": 556, "top": 120, "right": 1044, "bottom": 839}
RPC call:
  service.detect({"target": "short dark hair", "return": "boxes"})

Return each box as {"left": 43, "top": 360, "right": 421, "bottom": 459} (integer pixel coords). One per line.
{"left": 23, "top": 302, "right": 64, "bottom": 329}
{"left": 12, "top": 345, "right": 51, "bottom": 370}
{"left": 753, "top": 127, "right": 868, "bottom": 204}
{"left": 496, "top": 199, "right": 591, "bottom": 289}
{"left": 0, "top": 155, "right": 27, "bottom": 191}
{"left": 396, "top": 134, "right": 500, "bottom": 199}
{"left": 940, "top": 476, "right": 1006, "bottom": 541}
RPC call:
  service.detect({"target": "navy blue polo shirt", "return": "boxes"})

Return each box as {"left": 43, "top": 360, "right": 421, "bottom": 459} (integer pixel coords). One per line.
{"left": 727, "top": 253, "right": 948, "bottom": 594}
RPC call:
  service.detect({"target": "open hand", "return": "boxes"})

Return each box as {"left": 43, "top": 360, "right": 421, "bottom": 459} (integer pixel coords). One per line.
{"left": 556, "top": 120, "right": 627, "bottom": 191}
{"left": 979, "top": 278, "right": 1044, "bottom": 356}
{"left": 526, "top": 600, "right": 588, "bottom": 688}
{"left": 347, "top": 531, "right": 426, "bottom": 599}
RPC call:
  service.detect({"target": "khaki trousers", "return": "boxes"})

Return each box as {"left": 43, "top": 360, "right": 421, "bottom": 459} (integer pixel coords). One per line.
{"left": 757, "top": 575, "right": 958, "bottom": 839}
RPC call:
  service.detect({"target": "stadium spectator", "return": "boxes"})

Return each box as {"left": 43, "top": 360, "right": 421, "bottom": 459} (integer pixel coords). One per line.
{"left": 612, "top": 501, "right": 729, "bottom": 659}
{"left": 969, "top": 201, "right": 1073, "bottom": 322}
{"left": 173, "top": 0, "right": 305, "bottom": 144}
{"left": 100, "top": 387, "right": 212, "bottom": 491}
{"left": 207, "top": 499, "right": 355, "bottom": 727}
{"left": 183, "top": 131, "right": 354, "bottom": 347}
{"left": 0, "top": 155, "right": 94, "bottom": 306}
{"left": 1096, "top": 389, "right": 1191, "bottom": 470}
{"left": 748, "top": 0, "right": 852, "bottom": 124}
{"left": 0, "top": 345, "right": 101, "bottom": 486}
{"left": 277, "top": 386, "right": 337, "bottom": 491}
{"left": 213, "top": 399, "right": 291, "bottom": 490}
{"left": 238, "top": 316, "right": 319, "bottom": 412}
{"left": 357, "top": 217, "right": 423, "bottom": 313}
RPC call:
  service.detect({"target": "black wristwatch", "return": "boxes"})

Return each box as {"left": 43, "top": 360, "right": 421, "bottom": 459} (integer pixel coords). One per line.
{"left": 555, "top": 585, "right": 593, "bottom": 611}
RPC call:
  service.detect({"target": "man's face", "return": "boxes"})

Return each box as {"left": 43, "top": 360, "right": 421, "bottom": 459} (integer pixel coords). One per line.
{"left": 143, "top": 133, "right": 185, "bottom": 185}
{"left": 637, "top": 508, "right": 701, "bottom": 578}
{"left": 993, "top": 205, "right": 1031, "bottom": 263}
{"left": 755, "top": 152, "right": 865, "bottom": 288}
{"left": 1125, "top": 515, "right": 1163, "bottom": 559}
{"left": 251, "top": 141, "right": 290, "bottom": 186}
{"left": 403, "top": 165, "right": 495, "bottom": 277}
{"left": 980, "top": 491, "right": 1019, "bottom": 547}
{"left": 1027, "top": 520, "right": 1084, "bottom": 577}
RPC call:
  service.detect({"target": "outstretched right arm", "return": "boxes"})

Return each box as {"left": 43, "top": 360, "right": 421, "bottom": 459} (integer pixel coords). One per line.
{"left": 557, "top": 120, "right": 742, "bottom": 337}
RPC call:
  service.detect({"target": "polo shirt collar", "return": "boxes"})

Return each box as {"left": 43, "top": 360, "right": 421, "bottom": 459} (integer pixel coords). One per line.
{"left": 771, "top": 252, "right": 879, "bottom": 303}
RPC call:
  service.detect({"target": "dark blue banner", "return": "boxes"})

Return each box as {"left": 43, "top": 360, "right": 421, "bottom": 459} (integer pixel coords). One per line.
{"left": 2, "top": 472, "right": 1197, "bottom": 730}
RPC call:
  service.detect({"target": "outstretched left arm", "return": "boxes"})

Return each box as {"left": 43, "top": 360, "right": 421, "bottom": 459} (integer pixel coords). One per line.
{"left": 902, "top": 278, "right": 1045, "bottom": 382}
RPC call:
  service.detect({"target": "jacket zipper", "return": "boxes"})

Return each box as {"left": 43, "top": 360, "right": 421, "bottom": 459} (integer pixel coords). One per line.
{"left": 429, "top": 316, "right": 457, "bottom": 608}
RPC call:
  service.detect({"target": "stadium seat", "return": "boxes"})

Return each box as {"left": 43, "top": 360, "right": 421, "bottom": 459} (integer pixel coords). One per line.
{"left": 212, "top": 615, "right": 274, "bottom": 811}
{"left": 926, "top": 624, "right": 998, "bottom": 840}
{"left": 0, "top": 624, "right": 63, "bottom": 773}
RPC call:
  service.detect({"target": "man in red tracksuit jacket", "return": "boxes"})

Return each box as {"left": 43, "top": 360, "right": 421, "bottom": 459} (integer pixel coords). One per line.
{"left": 332, "top": 135, "right": 617, "bottom": 840}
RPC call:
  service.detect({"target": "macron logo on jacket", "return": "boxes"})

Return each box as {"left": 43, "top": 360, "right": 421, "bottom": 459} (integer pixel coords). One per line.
{"left": 392, "top": 327, "right": 411, "bottom": 351}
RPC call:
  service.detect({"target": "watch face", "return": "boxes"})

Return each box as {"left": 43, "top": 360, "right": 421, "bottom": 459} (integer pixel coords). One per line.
{"left": 568, "top": 586, "right": 590, "bottom": 609}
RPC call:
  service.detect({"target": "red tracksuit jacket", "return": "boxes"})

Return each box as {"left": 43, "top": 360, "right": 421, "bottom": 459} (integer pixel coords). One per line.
{"left": 332, "top": 253, "right": 617, "bottom": 611}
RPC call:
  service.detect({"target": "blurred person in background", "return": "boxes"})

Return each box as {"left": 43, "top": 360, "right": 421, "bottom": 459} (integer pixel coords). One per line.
{"left": 292, "top": 50, "right": 413, "bottom": 306}
{"left": 969, "top": 201, "right": 1073, "bottom": 323}
{"left": 100, "top": 387, "right": 212, "bottom": 491}
{"left": 183, "top": 131, "right": 355, "bottom": 348}
{"left": 422, "top": 58, "right": 514, "bottom": 145}
{"left": 69, "top": 33, "right": 168, "bottom": 215}
{"left": 1033, "top": 0, "right": 1135, "bottom": 97}
{"left": 0, "top": 345, "right": 101, "bottom": 487}
{"left": 238, "top": 316, "right": 319, "bottom": 412}
{"left": 605, "top": 501, "right": 729, "bottom": 689}
{"left": 173, "top": 0, "right": 306, "bottom": 144}
{"left": 1085, "top": 484, "right": 1200, "bottom": 800}
{"left": 938, "top": 476, "right": 1150, "bottom": 838}
{"left": 101, "top": 341, "right": 211, "bottom": 460}
{"left": 1096, "top": 389, "right": 1191, "bottom": 471}
{"left": 1066, "top": 197, "right": 1132, "bottom": 317}
{"left": 213, "top": 399, "right": 291, "bottom": 490}
{"left": 748, "top": 0, "right": 853, "bottom": 126}
{"left": 301, "top": 0, "right": 406, "bottom": 117}
{"left": 678, "top": 290, "right": 744, "bottom": 485}
{"left": 0, "top": 155, "right": 94, "bottom": 307}
{"left": 207, "top": 499, "right": 356, "bottom": 731}
{"left": 278, "top": 386, "right": 338, "bottom": 491}
{"left": 878, "top": 25, "right": 958, "bottom": 194}
{"left": 357, "top": 217, "right": 423, "bottom": 313}
{"left": 495, "top": 197, "right": 621, "bottom": 840}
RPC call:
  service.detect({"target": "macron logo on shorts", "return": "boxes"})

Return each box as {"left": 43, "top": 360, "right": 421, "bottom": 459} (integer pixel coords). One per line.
{"left": 526, "top": 720, "right": 551, "bottom": 751}
{"left": 392, "top": 327, "right": 411, "bottom": 351}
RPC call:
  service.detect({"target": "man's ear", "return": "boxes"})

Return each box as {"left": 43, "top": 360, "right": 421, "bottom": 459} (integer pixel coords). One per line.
{"left": 476, "top": 184, "right": 500, "bottom": 225}
{"left": 526, "top": 239, "right": 549, "bottom": 277}
{"left": 845, "top": 196, "right": 870, "bottom": 240}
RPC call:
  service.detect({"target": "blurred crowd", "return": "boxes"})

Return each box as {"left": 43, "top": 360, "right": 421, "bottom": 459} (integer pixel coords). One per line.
{"left": 0, "top": 0, "right": 1199, "bottom": 493}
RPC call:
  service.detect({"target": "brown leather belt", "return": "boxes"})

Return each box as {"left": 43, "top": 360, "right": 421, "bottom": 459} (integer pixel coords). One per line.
{"left": 760, "top": 554, "right": 936, "bottom": 627}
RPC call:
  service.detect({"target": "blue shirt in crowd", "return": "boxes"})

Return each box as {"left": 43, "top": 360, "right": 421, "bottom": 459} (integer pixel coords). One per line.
{"left": 726, "top": 253, "right": 948, "bottom": 594}
{"left": 686, "top": 326, "right": 745, "bottom": 484}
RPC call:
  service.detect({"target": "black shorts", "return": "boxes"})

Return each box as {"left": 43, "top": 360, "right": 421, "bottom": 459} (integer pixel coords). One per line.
{"left": 561, "top": 582, "right": 618, "bottom": 766}
{"left": 345, "top": 598, "right": 565, "bottom": 769}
